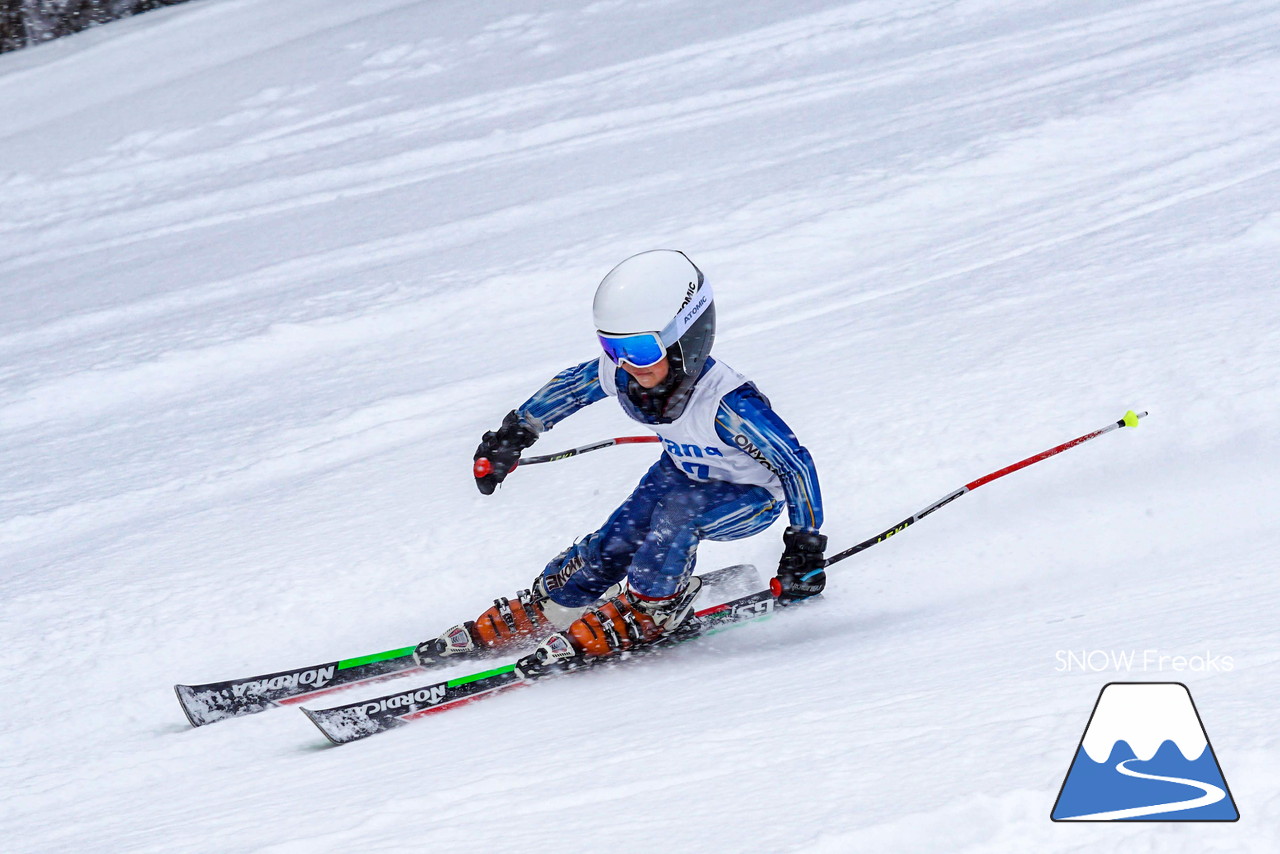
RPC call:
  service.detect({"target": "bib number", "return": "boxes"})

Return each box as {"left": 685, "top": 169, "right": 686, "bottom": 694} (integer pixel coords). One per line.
{"left": 680, "top": 461, "right": 710, "bottom": 479}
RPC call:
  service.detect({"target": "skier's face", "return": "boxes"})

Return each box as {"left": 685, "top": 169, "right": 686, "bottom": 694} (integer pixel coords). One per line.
{"left": 622, "top": 356, "right": 670, "bottom": 389}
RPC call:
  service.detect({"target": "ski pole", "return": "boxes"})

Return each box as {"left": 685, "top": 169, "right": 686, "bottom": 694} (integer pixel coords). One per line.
{"left": 822, "top": 409, "right": 1147, "bottom": 570}
{"left": 473, "top": 435, "right": 660, "bottom": 479}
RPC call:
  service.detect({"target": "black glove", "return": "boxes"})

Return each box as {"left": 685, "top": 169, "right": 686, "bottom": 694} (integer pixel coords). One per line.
{"left": 473, "top": 410, "right": 538, "bottom": 495}
{"left": 771, "top": 526, "right": 828, "bottom": 603}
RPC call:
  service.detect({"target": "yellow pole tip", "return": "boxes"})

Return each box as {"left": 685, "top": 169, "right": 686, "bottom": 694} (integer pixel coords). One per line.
{"left": 1123, "top": 410, "right": 1141, "bottom": 427}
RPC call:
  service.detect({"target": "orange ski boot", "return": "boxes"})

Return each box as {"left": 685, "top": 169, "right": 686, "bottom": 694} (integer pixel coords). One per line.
{"left": 517, "top": 577, "right": 702, "bottom": 676}
{"left": 414, "top": 578, "right": 618, "bottom": 666}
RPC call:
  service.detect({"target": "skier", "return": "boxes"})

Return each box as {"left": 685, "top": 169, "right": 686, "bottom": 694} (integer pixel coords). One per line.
{"left": 416, "top": 249, "right": 826, "bottom": 670}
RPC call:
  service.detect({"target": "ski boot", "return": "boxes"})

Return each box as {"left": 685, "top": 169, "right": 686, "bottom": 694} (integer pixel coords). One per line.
{"left": 516, "top": 576, "right": 702, "bottom": 678}
{"left": 413, "top": 576, "right": 618, "bottom": 666}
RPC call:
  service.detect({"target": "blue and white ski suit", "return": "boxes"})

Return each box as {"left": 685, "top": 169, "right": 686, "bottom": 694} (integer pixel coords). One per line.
{"left": 518, "top": 356, "right": 823, "bottom": 605}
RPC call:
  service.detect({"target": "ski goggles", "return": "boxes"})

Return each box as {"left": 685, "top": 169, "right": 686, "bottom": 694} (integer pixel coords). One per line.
{"left": 597, "top": 330, "right": 667, "bottom": 368}
{"left": 596, "top": 281, "right": 714, "bottom": 368}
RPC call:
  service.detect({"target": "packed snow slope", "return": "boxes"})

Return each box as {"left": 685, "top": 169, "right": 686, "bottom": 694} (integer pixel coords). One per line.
{"left": 2, "top": 0, "right": 1278, "bottom": 851}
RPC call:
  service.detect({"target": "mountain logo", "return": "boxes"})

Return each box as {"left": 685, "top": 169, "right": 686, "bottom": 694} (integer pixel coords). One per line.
{"left": 1052, "top": 682, "right": 1239, "bottom": 821}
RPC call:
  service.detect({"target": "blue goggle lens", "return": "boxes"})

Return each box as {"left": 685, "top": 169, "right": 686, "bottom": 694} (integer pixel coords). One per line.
{"left": 597, "top": 331, "right": 666, "bottom": 368}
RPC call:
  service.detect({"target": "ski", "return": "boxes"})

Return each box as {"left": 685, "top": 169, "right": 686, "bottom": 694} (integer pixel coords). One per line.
{"left": 301, "top": 586, "right": 778, "bottom": 745}
{"left": 174, "top": 644, "right": 426, "bottom": 727}
{"left": 174, "top": 563, "right": 760, "bottom": 727}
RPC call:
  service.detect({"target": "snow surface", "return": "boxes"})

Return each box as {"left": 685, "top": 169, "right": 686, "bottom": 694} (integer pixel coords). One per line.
{"left": 2, "top": 0, "right": 1278, "bottom": 850}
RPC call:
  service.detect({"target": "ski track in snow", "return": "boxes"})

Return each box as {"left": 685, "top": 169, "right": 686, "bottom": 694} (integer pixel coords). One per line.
{"left": 1, "top": 0, "right": 1278, "bottom": 851}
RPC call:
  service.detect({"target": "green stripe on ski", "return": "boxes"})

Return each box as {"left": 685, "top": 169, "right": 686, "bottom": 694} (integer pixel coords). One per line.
{"left": 337, "top": 646, "right": 416, "bottom": 670}
{"left": 448, "top": 664, "right": 518, "bottom": 687}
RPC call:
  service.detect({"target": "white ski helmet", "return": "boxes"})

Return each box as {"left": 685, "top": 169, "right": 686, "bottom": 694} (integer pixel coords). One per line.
{"left": 592, "top": 250, "right": 715, "bottom": 381}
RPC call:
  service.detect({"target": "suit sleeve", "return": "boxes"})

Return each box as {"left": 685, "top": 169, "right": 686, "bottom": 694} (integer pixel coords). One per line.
{"left": 715, "top": 385, "right": 823, "bottom": 531}
{"left": 515, "top": 358, "right": 609, "bottom": 433}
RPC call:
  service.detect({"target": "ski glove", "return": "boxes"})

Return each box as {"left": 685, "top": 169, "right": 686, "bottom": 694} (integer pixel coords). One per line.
{"left": 771, "top": 526, "right": 827, "bottom": 603}
{"left": 473, "top": 410, "right": 538, "bottom": 495}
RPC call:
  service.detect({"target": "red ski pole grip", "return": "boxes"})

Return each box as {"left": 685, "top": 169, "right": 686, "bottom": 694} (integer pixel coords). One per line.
{"left": 473, "top": 458, "right": 493, "bottom": 478}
